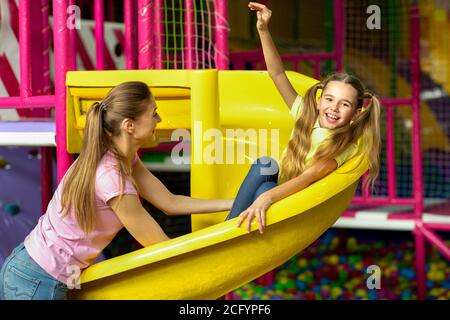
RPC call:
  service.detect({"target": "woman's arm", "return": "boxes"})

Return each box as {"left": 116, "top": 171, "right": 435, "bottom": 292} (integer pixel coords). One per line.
{"left": 108, "top": 194, "right": 170, "bottom": 247}
{"left": 132, "top": 159, "right": 233, "bottom": 215}
{"left": 237, "top": 159, "right": 338, "bottom": 233}
{"left": 249, "top": 2, "right": 298, "bottom": 109}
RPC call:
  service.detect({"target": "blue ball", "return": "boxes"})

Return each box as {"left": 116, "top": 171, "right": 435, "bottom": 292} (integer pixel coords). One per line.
{"left": 368, "top": 291, "right": 377, "bottom": 300}
{"left": 296, "top": 280, "right": 307, "bottom": 291}
{"left": 4, "top": 203, "right": 20, "bottom": 215}
{"left": 312, "top": 285, "right": 321, "bottom": 294}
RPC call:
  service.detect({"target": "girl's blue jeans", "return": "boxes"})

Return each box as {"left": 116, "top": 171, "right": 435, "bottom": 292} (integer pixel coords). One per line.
{"left": 226, "top": 157, "right": 279, "bottom": 220}
{"left": 0, "top": 242, "right": 68, "bottom": 300}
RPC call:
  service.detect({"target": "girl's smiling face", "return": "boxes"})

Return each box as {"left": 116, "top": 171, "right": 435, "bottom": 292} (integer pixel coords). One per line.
{"left": 316, "top": 81, "right": 361, "bottom": 129}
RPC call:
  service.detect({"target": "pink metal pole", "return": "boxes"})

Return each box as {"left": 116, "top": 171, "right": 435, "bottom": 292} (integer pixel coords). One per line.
{"left": 41, "top": 0, "right": 52, "bottom": 95}
{"left": 154, "top": 0, "right": 164, "bottom": 69}
{"left": 69, "top": 0, "right": 77, "bottom": 70}
{"left": 410, "top": 5, "right": 423, "bottom": 220}
{"left": 386, "top": 105, "right": 397, "bottom": 200}
{"left": 0, "top": 96, "right": 55, "bottom": 108}
{"left": 410, "top": 3, "right": 426, "bottom": 300}
{"left": 381, "top": 98, "right": 413, "bottom": 106}
{"left": 137, "top": 0, "right": 153, "bottom": 69}
{"left": 424, "top": 223, "right": 450, "bottom": 232}
{"left": 53, "top": 0, "right": 73, "bottom": 181}
{"left": 19, "top": 0, "right": 32, "bottom": 100}
{"left": 351, "top": 197, "right": 416, "bottom": 206}
{"left": 419, "top": 225, "right": 450, "bottom": 260}
{"left": 184, "top": 0, "right": 195, "bottom": 69}
{"left": 414, "top": 222, "right": 427, "bottom": 300}
{"left": 333, "top": 0, "right": 344, "bottom": 72}
{"left": 214, "top": 0, "right": 229, "bottom": 70}
{"left": 41, "top": 0, "right": 53, "bottom": 213}
{"left": 94, "top": 0, "right": 105, "bottom": 70}
{"left": 124, "top": 0, "right": 137, "bottom": 69}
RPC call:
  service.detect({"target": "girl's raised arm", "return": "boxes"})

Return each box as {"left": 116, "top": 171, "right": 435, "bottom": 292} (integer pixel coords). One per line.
{"left": 249, "top": 2, "right": 298, "bottom": 109}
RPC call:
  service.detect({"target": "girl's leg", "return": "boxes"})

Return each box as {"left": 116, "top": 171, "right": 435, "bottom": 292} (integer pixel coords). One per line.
{"left": 252, "top": 181, "right": 278, "bottom": 202}
{"left": 226, "top": 157, "right": 278, "bottom": 220}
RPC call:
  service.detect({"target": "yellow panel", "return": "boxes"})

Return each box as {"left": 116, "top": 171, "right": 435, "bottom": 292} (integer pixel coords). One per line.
{"left": 66, "top": 70, "right": 196, "bottom": 154}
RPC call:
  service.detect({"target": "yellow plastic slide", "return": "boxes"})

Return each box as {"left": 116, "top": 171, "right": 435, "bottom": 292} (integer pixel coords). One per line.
{"left": 65, "top": 70, "right": 368, "bottom": 299}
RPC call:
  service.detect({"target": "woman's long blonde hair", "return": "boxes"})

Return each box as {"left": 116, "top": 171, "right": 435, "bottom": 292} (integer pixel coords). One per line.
{"left": 61, "top": 81, "right": 152, "bottom": 234}
{"left": 279, "top": 73, "right": 381, "bottom": 192}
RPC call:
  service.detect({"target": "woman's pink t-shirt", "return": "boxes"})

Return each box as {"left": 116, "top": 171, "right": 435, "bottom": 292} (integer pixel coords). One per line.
{"left": 24, "top": 152, "right": 138, "bottom": 284}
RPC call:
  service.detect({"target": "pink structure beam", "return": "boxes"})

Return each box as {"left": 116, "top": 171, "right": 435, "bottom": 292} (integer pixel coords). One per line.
{"left": 69, "top": 0, "right": 77, "bottom": 70}
{"left": 94, "top": 0, "right": 105, "bottom": 70}
{"left": 0, "top": 96, "right": 55, "bottom": 108}
{"left": 418, "top": 225, "right": 450, "bottom": 260}
{"left": 386, "top": 105, "right": 397, "bottom": 200}
{"left": 410, "top": 3, "right": 426, "bottom": 300}
{"left": 124, "top": 0, "right": 137, "bottom": 69}
{"left": 352, "top": 197, "right": 416, "bottom": 206}
{"left": 154, "top": 0, "right": 164, "bottom": 69}
{"left": 214, "top": 0, "right": 228, "bottom": 70}
{"left": 53, "top": 0, "right": 73, "bottom": 181}
{"left": 424, "top": 223, "right": 450, "bottom": 232}
{"left": 184, "top": 0, "right": 195, "bottom": 69}
{"left": 19, "top": 0, "right": 32, "bottom": 99}
{"left": 138, "top": 0, "right": 153, "bottom": 69}
{"left": 334, "top": 0, "right": 344, "bottom": 71}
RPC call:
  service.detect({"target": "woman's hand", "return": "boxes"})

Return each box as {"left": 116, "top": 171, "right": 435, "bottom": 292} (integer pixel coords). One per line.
{"left": 237, "top": 193, "right": 272, "bottom": 234}
{"left": 248, "top": 2, "right": 272, "bottom": 32}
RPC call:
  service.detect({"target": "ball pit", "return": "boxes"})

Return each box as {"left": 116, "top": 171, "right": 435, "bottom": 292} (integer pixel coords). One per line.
{"left": 230, "top": 230, "right": 449, "bottom": 300}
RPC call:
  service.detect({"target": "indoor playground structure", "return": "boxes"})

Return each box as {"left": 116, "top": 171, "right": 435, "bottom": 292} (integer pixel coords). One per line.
{"left": 0, "top": 0, "right": 449, "bottom": 300}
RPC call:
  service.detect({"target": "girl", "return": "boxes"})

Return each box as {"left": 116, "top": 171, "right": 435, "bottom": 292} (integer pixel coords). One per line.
{"left": 226, "top": 2, "right": 381, "bottom": 234}
{"left": 0, "top": 81, "right": 233, "bottom": 300}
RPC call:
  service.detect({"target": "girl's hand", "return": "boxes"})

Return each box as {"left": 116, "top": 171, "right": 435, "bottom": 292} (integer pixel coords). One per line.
{"left": 237, "top": 194, "right": 272, "bottom": 234}
{"left": 248, "top": 2, "right": 272, "bottom": 32}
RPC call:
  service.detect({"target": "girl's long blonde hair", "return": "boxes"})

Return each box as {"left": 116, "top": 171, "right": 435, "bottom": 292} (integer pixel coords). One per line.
{"left": 61, "top": 81, "right": 152, "bottom": 234}
{"left": 279, "top": 73, "right": 381, "bottom": 192}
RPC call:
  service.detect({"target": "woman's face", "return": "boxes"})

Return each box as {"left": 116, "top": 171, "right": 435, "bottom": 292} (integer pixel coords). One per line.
{"left": 133, "top": 98, "right": 162, "bottom": 144}
{"left": 316, "top": 81, "right": 360, "bottom": 129}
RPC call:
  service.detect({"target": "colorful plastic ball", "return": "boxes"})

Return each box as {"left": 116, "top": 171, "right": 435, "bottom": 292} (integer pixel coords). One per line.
{"left": 330, "top": 287, "right": 343, "bottom": 299}
{"left": 310, "top": 258, "right": 321, "bottom": 268}
{"left": 3, "top": 203, "right": 20, "bottom": 215}
{"left": 0, "top": 157, "right": 11, "bottom": 170}
{"left": 297, "top": 258, "right": 308, "bottom": 268}
{"left": 367, "top": 290, "right": 377, "bottom": 300}
{"left": 285, "top": 279, "right": 296, "bottom": 290}
{"left": 304, "top": 292, "right": 316, "bottom": 300}
{"left": 328, "top": 254, "right": 339, "bottom": 265}
{"left": 295, "top": 280, "right": 307, "bottom": 291}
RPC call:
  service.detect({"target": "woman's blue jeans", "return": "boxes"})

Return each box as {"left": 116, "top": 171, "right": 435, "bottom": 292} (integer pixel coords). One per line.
{"left": 226, "top": 157, "right": 279, "bottom": 220}
{"left": 0, "top": 242, "right": 68, "bottom": 300}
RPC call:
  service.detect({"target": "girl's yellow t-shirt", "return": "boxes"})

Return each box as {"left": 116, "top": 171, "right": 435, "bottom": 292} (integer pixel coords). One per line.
{"left": 280, "top": 95, "right": 358, "bottom": 172}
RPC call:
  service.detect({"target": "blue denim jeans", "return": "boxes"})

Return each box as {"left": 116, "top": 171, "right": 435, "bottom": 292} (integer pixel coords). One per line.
{"left": 0, "top": 242, "right": 68, "bottom": 300}
{"left": 226, "top": 157, "right": 279, "bottom": 220}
